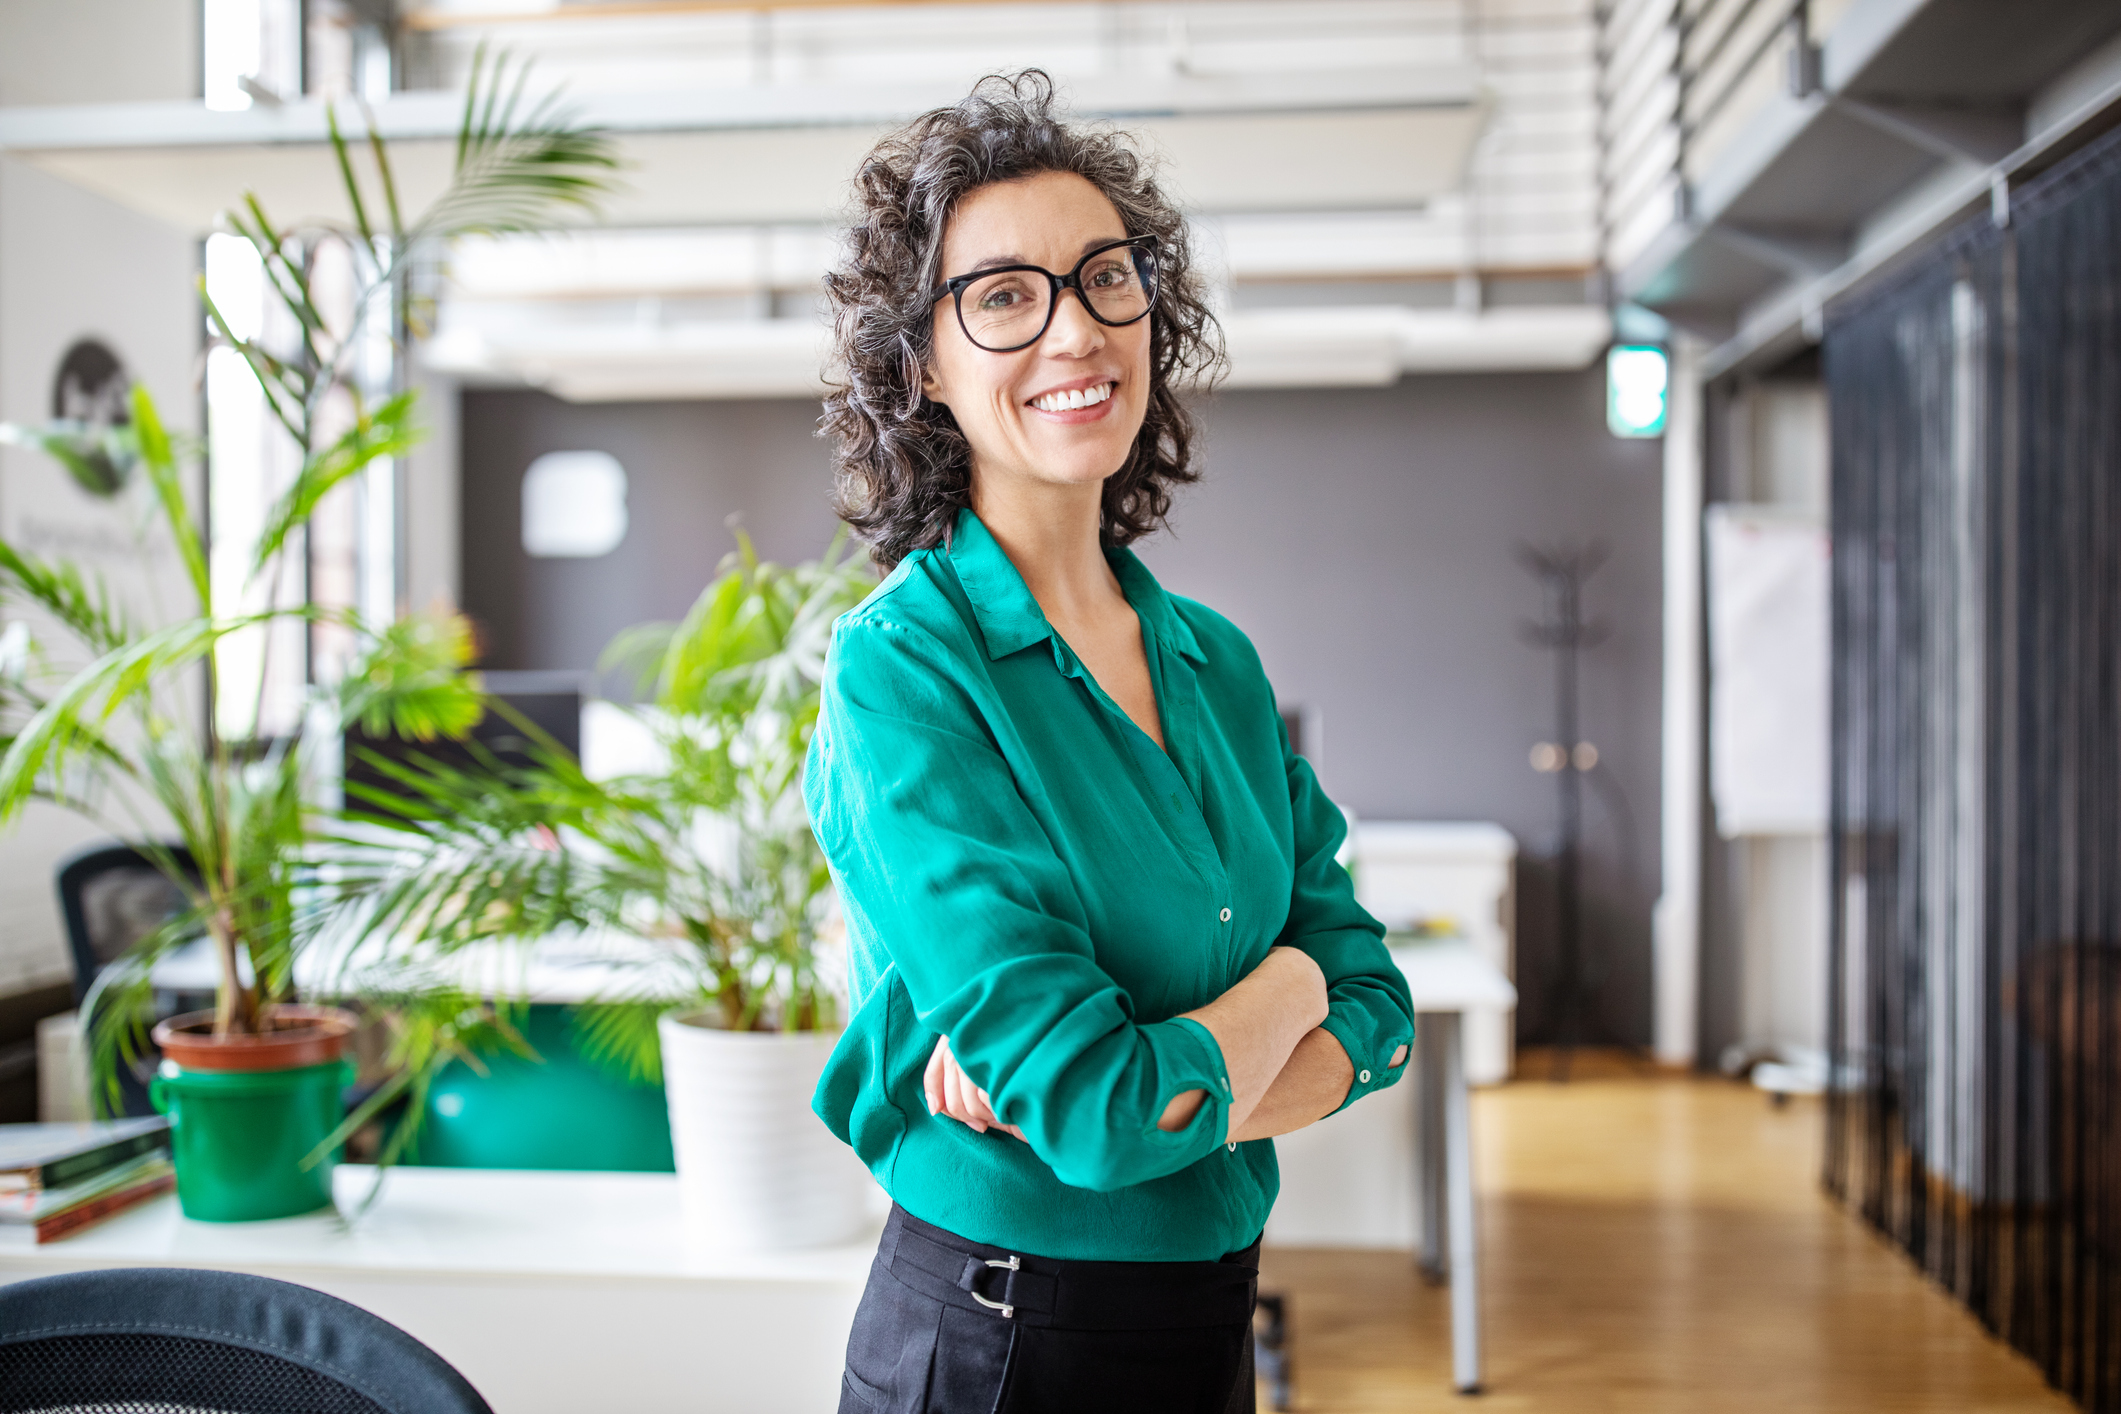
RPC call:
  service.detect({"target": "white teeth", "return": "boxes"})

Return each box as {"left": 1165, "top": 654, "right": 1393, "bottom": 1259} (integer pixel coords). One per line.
{"left": 1032, "top": 383, "right": 1114, "bottom": 413}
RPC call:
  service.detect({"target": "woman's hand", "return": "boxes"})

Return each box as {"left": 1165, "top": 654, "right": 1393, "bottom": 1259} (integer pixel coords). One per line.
{"left": 1262, "top": 945, "right": 1330, "bottom": 1026}
{"left": 923, "top": 1035, "right": 1026, "bottom": 1141}
{"left": 1162, "top": 945, "right": 1332, "bottom": 1135}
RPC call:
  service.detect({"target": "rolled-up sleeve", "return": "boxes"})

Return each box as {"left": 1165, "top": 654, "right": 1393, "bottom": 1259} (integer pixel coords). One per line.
{"left": 1274, "top": 719, "right": 1416, "bottom": 1113}
{"left": 807, "top": 614, "right": 1232, "bottom": 1192}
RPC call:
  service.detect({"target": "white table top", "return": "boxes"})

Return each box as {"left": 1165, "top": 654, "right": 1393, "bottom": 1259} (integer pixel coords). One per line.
{"left": 0, "top": 1166, "right": 878, "bottom": 1286}
{"left": 151, "top": 931, "right": 697, "bottom": 1007}
{"left": 1389, "top": 939, "right": 1518, "bottom": 1011}
{"left": 154, "top": 933, "right": 1515, "bottom": 1013}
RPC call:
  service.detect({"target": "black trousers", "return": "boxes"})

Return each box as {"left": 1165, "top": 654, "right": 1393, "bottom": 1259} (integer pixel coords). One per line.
{"left": 839, "top": 1205, "right": 1259, "bottom": 1414}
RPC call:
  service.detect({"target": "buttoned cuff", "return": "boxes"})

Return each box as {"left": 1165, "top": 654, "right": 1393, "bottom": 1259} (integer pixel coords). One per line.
{"left": 1321, "top": 1000, "right": 1413, "bottom": 1116}
{"left": 1142, "top": 1015, "right": 1232, "bottom": 1150}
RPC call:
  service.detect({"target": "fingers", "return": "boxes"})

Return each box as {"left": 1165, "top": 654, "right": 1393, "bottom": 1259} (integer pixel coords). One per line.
{"left": 923, "top": 1035, "right": 946, "bottom": 1115}
{"left": 939, "top": 1038, "right": 986, "bottom": 1132}
{"left": 970, "top": 1081, "right": 1024, "bottom": 1142}
{"left": 926, "top": 1036, "right": 1020, "bottom": 1139}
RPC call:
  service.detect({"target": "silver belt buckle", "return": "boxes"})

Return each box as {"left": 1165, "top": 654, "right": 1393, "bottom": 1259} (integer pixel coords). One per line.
{"left": 970, "top": 1254, "right": 1020, "bottom": 1318}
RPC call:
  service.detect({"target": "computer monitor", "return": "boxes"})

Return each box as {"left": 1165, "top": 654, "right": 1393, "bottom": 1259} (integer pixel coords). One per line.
{"left": 342, "top": 671, "right": 583, "bottom": 824}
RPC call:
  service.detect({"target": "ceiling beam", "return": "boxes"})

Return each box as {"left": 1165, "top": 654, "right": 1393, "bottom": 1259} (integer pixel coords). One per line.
{"left": 402, "top": 0, "right": 1233, "bottom": 25}
{"left": 0, "top": 64, "right": 1474, "bottom": 154}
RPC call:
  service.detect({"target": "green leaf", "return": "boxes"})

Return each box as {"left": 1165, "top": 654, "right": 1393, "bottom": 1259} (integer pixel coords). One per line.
{"left": 79, "top": 905, "right": 210, "bottom": 1115}
{"left": 0, "top": 609, "right": 294, "bottom": 823}
{"left": 0, "top": 420, "right": 137, "bottom": 498}
{"left": 129, "top": 386, "right": 210, "bottom": 613}
{"left": 249, "top": 390, "right": 422, "bottom": 586}
{"left": 339, "top": 609, "right": 485, "bottom": 742}
{"left": 0, "top": 539, "right": 133, "bottom": 655}
{"left": 570, "top": 1000, "right": 673, "bottom": 1086}
{"left": 418, "top": 48, "right": 620, "bottom": 244}
{"left": 327, "top": 103, "right": 376, "bottom": 249}
{"left": 365, "top": 104, "right": 407, "bottom": 242}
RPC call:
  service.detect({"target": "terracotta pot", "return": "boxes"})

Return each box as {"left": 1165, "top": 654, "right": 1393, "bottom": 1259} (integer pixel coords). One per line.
{"left": 151, "top": 1005, "right": 357, "bottom": 1073}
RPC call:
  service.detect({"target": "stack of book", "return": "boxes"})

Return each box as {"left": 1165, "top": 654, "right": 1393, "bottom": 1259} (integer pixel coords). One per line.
{"left": 0, "top": 1117, "right": 174, "bottom": 1242}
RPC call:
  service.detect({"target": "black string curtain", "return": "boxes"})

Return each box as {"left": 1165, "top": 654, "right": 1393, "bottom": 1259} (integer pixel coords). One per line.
{"left": 1826, "top": 121, "right": 2121, "bottom": 1411}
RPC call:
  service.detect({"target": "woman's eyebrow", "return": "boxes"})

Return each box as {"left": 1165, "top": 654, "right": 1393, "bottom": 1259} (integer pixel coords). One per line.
{"left": 964, "top": 237, "right": 1129, "bottom": 273}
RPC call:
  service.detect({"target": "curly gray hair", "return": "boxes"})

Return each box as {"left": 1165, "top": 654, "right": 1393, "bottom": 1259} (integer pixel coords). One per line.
{"left": 818, "top": 70, "right": 1226, "bottom": 570}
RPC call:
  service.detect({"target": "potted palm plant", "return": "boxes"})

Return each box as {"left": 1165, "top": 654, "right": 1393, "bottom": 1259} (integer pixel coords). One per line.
{"left": 333, "top": 533, "right": 877, "bottom": 1248}
{"left": 0, "top": 52, "right": 616, "bottom": 1221}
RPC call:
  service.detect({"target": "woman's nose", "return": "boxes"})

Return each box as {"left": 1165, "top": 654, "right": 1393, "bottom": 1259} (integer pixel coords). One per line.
{"left": 1041, "top": 288, "right": 1105, "bottom": 355}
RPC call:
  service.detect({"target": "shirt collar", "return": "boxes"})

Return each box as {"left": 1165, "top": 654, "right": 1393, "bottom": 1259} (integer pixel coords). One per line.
{"left": 946, "top": 507, "right": 1207, "bottom": 665}
{"left": 1108, "top": 542, "right": 1207, "bottom": 665}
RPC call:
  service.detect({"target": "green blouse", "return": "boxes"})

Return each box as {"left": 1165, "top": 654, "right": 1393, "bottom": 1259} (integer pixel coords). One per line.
{"left": 805, "top": 509, "right": 1414, "bottom": 1262}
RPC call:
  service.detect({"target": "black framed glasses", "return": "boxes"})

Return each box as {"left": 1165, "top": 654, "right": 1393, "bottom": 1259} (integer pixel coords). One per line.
{"left": 930, "top": 235, "right": 1160, "bottom": 353}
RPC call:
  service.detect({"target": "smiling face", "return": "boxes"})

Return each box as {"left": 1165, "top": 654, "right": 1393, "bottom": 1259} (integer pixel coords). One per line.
{"left": 922, "top": 170, "right": 1153, "bottom": 506}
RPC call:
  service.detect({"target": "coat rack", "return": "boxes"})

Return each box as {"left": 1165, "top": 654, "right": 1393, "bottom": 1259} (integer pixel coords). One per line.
{"left": 1519, "top": 540, "right": 1609, "bottom": 1081}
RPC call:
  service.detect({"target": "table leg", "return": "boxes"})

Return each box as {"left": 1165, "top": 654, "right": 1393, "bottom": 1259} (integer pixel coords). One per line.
{"left": 1415, "top": 1013, "right": 1447, "bottom": 1285}
{"left": 1439, "top": 1010, "right": 1483, "bottom": 1394}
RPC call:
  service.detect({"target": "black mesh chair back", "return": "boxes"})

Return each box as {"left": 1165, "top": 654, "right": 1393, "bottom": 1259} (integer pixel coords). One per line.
{"left": 55, "top": 844, "right": 204, "bottom": 1118}
{"left": 56, "top": 843, "right": 201, "bottom": 1007}
{"left": 0, "top": 1268, "right": 494, "bottom": 1414}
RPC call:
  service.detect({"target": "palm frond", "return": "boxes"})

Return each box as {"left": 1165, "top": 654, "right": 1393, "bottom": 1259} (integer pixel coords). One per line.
{"left": 248, "top": 390, "right": 421, "bottom": 586}
{"left": 310, "top": 991, "right": 536, "bottom": 1219}
{"left": 0, "top": 420, "right": 138, "bottom": 499}
{"left": 0, "top": 540, "right": 133, "bottom": 656}
{"left": 326, "top": 104, "right": 378, "bottom": 250}
{"left": 413, "top": 48, "right": 619, "bottom": 244}
{"left": 0, "top": 609, "right": 304, "bottom": 823}
{"left": 129, "top": 387, "right": 209, "bottom": 613}
{"left": 339, "top": 608, "right": 485, "bottom": 742}
{"left": 79, "top": 905, "right": 210, "bottom": 1117}
{"left": 570, "top": 1000, "right": 677, "bottom": 1086}
{"left": 596, "top": 621, "right": 679, "bottom": 701}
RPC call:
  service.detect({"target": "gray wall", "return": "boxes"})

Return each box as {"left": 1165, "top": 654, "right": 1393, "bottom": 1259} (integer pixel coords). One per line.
{"left": 461, "top": 368, "right": 1664, "bottom": 1044}
{"left": 460, "top": 395, "right": 839, "bottom": 675}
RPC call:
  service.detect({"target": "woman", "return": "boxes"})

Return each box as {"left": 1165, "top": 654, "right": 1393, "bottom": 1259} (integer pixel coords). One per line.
{"left": 806, "top": 72, "right": 1415, "bottom": 1414}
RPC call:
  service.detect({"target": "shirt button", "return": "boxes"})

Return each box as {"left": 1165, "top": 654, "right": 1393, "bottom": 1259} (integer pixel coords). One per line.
{"left": 1219, "top": 908, "right": 1232, "bottom": 923}
{"left": 1359, "top": 1069, "right": 1372, "bottom": 1083}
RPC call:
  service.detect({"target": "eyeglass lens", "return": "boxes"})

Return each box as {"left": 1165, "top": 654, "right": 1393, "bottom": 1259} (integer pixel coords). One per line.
{"left": 959, "top": 245, "right": 1157, "bottom": 351}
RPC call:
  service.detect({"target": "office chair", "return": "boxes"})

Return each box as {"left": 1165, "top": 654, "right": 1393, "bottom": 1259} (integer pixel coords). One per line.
{"left": 55, "top": 843, "right": 201, "bottom": 1008}
{"left": 0, "top": 1268, "right": 493, "bottom": 1414}
{"left": 53, "top": 843, "right": 205, "bottom": 1118}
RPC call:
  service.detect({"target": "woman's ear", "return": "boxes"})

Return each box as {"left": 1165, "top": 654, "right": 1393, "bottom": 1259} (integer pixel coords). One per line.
{"left": 903, "top": 332, "right": 943, "bottom": 408}
{"left": 919, "top": 360, "right": 946, "bottom": 406}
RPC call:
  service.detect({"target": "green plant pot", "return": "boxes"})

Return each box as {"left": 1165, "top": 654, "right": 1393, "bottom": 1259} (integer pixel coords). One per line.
{"left": 151, "top": 1060, "right": 354, "bottom": 1221}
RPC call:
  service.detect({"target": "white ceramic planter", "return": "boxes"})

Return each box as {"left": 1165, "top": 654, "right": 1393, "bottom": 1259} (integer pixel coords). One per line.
{"left": 657, "top": 1011, "right": 872, "bottom": 1252}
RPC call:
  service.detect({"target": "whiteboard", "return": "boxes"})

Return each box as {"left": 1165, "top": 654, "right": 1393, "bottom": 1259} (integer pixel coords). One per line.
{"left": 1706, "top": 507, "right": 1830, "bottom": 836}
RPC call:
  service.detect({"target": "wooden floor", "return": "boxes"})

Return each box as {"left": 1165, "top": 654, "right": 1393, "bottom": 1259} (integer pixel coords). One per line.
{"left": 1258, "top": 1051, "right": 2075, "bottom": 1413}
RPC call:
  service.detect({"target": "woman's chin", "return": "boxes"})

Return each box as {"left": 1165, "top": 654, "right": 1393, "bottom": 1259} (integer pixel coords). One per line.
{"left": 1023, "top": 432, "right": 1140, "bottom": 485}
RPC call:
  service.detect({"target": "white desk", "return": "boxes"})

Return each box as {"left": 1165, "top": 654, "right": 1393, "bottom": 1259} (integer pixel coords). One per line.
{"left": 134, "top": 937, "right": 1511, "bottom": 1400}
{"left": 0, "top": 1166, "right": 872, "bottom": 1413}
{"left": 1390, "top": 940, "right": 1515, "bottom": 1395}
{"left": 150, "top": 930, "right": 695, "bottom": 1005}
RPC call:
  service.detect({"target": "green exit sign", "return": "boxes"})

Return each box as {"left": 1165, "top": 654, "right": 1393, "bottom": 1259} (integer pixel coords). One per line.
{"left": 1606, "top": 344, "right": 1669, "bottom": 438}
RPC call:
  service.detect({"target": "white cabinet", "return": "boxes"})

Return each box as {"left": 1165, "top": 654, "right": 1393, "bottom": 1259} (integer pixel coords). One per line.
{"left": 1353, "top": 821, "right": 1516, "bottom": 1085}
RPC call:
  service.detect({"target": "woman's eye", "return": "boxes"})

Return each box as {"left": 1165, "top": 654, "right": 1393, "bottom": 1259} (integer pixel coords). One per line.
{"left": 1087, "top": 263, "right": 1130, "bottom": 289}
{"left": 978, "top": 285, "right": 1027, "bottom": 310}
